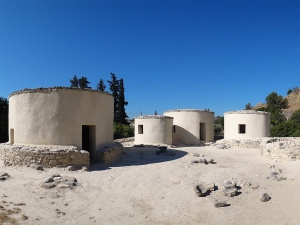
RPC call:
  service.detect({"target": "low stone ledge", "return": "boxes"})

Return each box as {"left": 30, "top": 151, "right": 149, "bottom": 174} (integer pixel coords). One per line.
{"left": 0, "top": 143, "right": 89, "bottom": 168}
{"left": 214, "top": 137, "right": 300, "bottom": 161}
{"left": 95, "top": 142, "right": 123, "bottom": 165}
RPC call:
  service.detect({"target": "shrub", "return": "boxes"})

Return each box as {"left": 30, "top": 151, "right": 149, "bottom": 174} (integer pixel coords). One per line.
{"left": 113, "top": 123, "right": 134, "bottom": 139}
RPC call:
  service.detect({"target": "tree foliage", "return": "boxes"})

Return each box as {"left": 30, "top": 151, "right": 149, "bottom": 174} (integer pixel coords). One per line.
{"left": 113, "top": 123, "right": 134, "bottom": 139}
{"left": 96, "top": 78, "right": 106, "bottom": 92}
{"left": 0, "top": 97, "right": 9, "bottom": 143}
{"left": 245, "top": 103, "right": 253, "bottom": 110}
{"left": 70, "top": 75, "right": 91, "bottom": 89}
{"left": 107, "top": 73, "right": 129, "bottom": 125}
{"left": 115, "top": 78, "right": 129, "bottom": 125}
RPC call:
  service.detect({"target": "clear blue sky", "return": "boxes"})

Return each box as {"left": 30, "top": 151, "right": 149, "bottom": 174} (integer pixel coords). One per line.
{"left": 1, "top": 0, "right": 299, "bottom": 117}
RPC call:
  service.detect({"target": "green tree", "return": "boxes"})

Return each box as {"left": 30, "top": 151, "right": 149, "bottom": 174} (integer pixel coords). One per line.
{"left": 266, "top": 92, "right": 288, "bottom": 111}
{"left": 78, "top": 76, "right": 91, "bottom": 89}
{"left": 0, "top": 97, "right": 9, "bottom": 143}
{"left": 116, "top": 78, "right": 129, "bottom": 125}
{"left": 107, "top": 73, "right": 120, "bottom": 121}
{"left": 96, "top": 78, "right": 106, "bottom": 92}
{"left": 70, "top": 75, "right": 79, "bottom": 88}
{"left": 245, "top": 103, "right": 253, "bottom": 110}
{"left": 287, "top": 89, "right": 293, "bottom": 95}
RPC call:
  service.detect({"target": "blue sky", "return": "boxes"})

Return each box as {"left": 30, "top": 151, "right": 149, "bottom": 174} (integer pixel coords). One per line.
{"left": 1, "top": 0, "right": 299, "bottom": 117}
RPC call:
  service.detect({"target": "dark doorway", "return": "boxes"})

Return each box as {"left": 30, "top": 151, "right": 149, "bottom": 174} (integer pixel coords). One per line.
{"left": 82, "top": 125, "right": 96, "bottom": 161}
{"left": 10, "top": 129, "right": 14, "bottom": 145}
{"left": 200, "top": 123, "right": 206, "bottom": 141}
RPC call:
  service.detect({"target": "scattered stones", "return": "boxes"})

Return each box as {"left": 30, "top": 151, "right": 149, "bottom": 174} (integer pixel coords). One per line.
{"left": 0, "top": 172, "right": 9, "bottom": 181}
{"left": 237, "top": 180, "right": 251, "bottom": 187}
{"left": 207, "top": 159, "right": 215, "bottom": 164}
{"left": 194, "top": 182, "right": 216, "bottom": 197}
{"left": 191, "top": 153, "right": 205, "bottom": 157}
{"left": 35, "top": 165, "right": 44, "bottom": 170}
{"left": 260, "top": 193, "right": 271, "bottom": 202}
{"left": 82, "top": 166, "right": 88, "bottom": 171}
{"left": 213, "top": 199, "right": 227, "bottom": 208}
{"left": 41, "top": 175, "right": 78, "bottom": 189}
{"left": 66, "top": 166, "right": 76, "bottom": 171}
{"left": 223, "top": 180, "right": 236, "bottom": 189}
{"left": 277, "top": 177, "right": 287, "bottom": 181}
{"left": 42, "top": 182, "right": 56, "bottom": 189}
{"left": 223, "top": 188, "right": 238, "bottom": 197}
{"left": 223, "top": 180, "right": 238, "bottom": 197}
{"left": 158, "top": 146, "right": 167, "bottom": 153}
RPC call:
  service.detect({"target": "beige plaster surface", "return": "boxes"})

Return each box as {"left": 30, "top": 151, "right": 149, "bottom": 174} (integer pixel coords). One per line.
{"left": 9, "top": 89, "right": 113, "bottom": 158}
{"left": 164, "top": 109, "right": 214, "bottom": 144}
{"left": 134, "top": 116, "right": 173, "bottom": 145}
{"left": 224, "top": 110, "right": 270, "bottom": 139}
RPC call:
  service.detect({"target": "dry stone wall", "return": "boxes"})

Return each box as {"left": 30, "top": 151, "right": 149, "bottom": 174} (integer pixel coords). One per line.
{"left": 214, "top": 137, "right": 300, "bottom": 161}
{"left": 0, "top": 143, "right": 89, "bottom": 168}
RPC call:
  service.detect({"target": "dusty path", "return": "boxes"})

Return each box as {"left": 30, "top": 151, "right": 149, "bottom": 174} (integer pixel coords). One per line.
{"left": 1, "top": 145, "right": 300, "bottom": 225}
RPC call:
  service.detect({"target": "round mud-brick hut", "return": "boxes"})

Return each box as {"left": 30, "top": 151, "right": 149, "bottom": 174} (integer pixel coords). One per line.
{"left": 224, "top": 110, "right": 271, "bottom": 139}
{"left": 8, "top": 88, "right": 114, "bottom": 163}
{"left": 163, "top": 109, "right": 214, "bottom": 145}
{"left": 134, "top": 115, "right": 173, "bottom": 145}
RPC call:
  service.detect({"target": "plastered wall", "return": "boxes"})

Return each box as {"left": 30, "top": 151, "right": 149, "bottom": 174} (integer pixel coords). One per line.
{"left": 164, "top": 109, "right": 214, "bottom": 144}
{"left": 9, "top": 88, "right": 114, "bottom": 158}
{"left": 224, "top": 110, "right": 270, "bottom": 139}
{"left": 134, "top": 116, "right": 173, "bottom": 145}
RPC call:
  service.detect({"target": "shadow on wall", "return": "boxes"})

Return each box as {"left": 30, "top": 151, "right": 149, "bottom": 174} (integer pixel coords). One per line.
{"left": 90, "top": 147, "right": 187, "bottom": 170}
{"left": 174, "top": 126, "right": 201, "bottom": 145}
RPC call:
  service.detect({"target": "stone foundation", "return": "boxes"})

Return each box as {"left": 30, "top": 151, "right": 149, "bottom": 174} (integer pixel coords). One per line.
{"left": 0, "top": 143, "right": 90, "bottom": 168}
{"left": 96, "top": 142, "right": 123, "bottom": 165}
{"left": 214, "top": 137, "right": 300, "bottom": 161}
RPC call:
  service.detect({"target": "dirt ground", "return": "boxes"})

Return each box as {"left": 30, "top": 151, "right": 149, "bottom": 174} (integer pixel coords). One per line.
{"left": 1, "top": 144, "right": 300, "bottom": 225}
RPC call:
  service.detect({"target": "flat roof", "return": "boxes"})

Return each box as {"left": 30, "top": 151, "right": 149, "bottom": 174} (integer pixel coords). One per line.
{"left": 164, "top": 109, "right": 214, "bottom": 114}
{"left": 9, "top": 87, "right": 112, "bottom": 97}
{"left": 225, "top": 110, "right": 271, "bottom": 115}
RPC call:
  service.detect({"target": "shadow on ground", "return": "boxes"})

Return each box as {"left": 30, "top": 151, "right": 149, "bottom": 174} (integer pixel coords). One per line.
{"left": 90, "top": 146, "right": 188, "bottom": 171}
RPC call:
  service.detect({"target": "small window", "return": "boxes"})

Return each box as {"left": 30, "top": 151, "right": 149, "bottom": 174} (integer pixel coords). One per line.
{"left": 239, "top": 124, "right": 246, "bottom": 134}
{"left": 138, "top": 125, "right": 143, "bottom": 134}
{"left": 173, "top": 125, "right": 176, "bottom": 133}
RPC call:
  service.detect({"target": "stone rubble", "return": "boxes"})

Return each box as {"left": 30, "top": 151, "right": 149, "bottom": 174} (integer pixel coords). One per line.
{"left": 214, "top": 137, "right": 300, "bottom": 161}
{"left": 41, "top": 174, "right": 78, "bottom": 189}
{"left": 260, "top": 193, "right": 271, "bottom": 202}
{"left": 0, "top": 171, "right": 10, "bottom": 181}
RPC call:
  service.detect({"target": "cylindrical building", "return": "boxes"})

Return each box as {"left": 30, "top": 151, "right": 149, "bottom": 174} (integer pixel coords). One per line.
{"left": 224, "top": 110, "right": 271, "bottom": 139}
{"left": 134, "top": 115, "right": 173, "bottom": 145}
{"left": 9, "top": 88, "right": 114, "bottom": 160}
{"left": 163, "top": 109, "right": 214, "bottom": 144}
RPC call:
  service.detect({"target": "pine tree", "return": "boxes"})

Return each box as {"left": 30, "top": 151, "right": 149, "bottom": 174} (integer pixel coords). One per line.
{"left": 96, "top": 78, "right": 106, "bottom": 92}
{"left": 70, "top": 75, "right": 79, "bottom": 88}
{"left": 116, "top": 78, "right": 129, "bottom": 124}
{"left": 0, "top": 97, "right": 9, "bottom": 143}
{"left": 107, "top": 73, "right": 120, "bottom": 121}
{"left": 78, "top": 76, "right": 91, "bottom": 89}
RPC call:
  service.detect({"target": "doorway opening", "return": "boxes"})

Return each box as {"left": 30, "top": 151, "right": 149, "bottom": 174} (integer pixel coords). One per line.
{"left": 82, "top": 125, "right": 96, "bottom": 161}
{"left": 200, "top": 123, "right": 206, "bottom": 141}
{"left": 10, "top": 129, "right": 14, "bottom": 145}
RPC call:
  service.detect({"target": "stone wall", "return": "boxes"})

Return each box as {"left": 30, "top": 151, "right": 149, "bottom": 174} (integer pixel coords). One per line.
{"left": 214, "top": 138, "right": 300, "bottom": 161}
{"left": 96, "top": 142, "right": 123, "bottom": 165}
{"left": 0, "top": 143, "right": 89, "bottom": 168}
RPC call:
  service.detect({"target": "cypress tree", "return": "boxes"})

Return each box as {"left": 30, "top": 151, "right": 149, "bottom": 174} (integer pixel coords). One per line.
{"left": 107, "top": 73, "right": 119, "bottom": 121}
{"left": 96, "top": 78, "right": 106, "bottom": 92}
{"left": 0, "top": 97, "right": 9, "bottom": 143}
{"left": 78, "top": 76, "right": 91, "bottom": 89}
{"left": 116, "top": 78, "right": 129, "bottom": 125}
{"left": 70, "top": 75, "right": 79, "bottom": 88}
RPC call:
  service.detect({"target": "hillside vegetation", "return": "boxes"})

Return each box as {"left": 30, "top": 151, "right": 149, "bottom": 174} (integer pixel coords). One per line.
{"left": 251, "top": 88, "right": 300, "bottom": 137}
